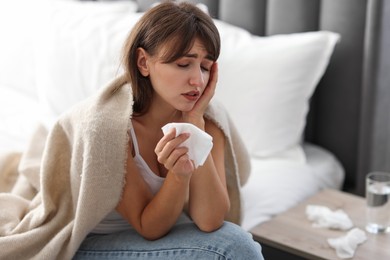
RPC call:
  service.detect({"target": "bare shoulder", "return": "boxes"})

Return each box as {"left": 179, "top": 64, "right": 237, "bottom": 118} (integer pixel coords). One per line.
{"left": 204, "top": 118, "right": 225, "bottom": 142}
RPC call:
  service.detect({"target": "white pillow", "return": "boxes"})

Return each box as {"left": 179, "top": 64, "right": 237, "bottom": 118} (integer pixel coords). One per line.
{"left": 214, "top": 20, "right": 339, "bottom": 160}
{"left": 0, "top": 0, "right": 40, "bottom": 98}
{"left": 0, "top": 0, "right": 137, "bottom": 101}
{"left": 33, "top": 0, "right": 139, "bottom": 127}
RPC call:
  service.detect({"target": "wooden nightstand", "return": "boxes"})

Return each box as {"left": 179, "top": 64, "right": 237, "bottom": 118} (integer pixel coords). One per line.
{"left": 250, "top": 189, "right": 390, "bottom": 260}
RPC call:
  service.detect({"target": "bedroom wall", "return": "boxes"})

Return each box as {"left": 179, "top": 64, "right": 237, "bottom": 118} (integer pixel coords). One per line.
{"left": 311, "top": 0, "right": 368, "bottom": 195}
{"left": 358, "top": 0, "right": 390, "bottom": 195}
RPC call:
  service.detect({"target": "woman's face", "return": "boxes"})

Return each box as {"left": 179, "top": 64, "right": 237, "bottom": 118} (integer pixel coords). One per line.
{"left": 145, "top": 38, "right": 214, "bottom": 112}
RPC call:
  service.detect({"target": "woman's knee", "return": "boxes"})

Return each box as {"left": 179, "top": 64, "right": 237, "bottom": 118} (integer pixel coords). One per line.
{"left": 214, "top": 222, "right": 264, "bottom": 259}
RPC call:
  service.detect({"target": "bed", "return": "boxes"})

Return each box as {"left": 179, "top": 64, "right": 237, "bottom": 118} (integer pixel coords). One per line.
{"left": 0, "top": 0, "right": 387, "bottom": 237}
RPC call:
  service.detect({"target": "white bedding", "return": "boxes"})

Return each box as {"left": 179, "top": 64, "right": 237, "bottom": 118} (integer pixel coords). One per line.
{"left": 241, "top": 143, "right": 344, "bottom": 231}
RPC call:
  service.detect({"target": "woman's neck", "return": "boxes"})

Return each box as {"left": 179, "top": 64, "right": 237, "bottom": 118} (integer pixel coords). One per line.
{"left": 134, "top": 99, "right": 182, "bottom": 130}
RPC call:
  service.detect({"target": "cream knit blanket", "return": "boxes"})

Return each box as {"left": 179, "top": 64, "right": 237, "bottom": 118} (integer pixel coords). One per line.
{"left": 0, "top": 76, "right": 250, "bottom": 260}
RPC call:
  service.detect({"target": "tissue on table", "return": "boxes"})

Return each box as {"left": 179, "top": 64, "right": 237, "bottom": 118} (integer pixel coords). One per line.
{"left": 305, "top": 205, "right": 353, "bottom": 230}
{"left": 161, "top": 123, "right": 213, "bottom": 168}
{"left": 327, "top": 228, "right": 367, "bottom": 259}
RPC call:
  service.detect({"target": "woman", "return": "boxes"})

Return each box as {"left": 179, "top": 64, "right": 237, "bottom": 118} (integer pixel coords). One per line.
{"left": 0, "top": 1, "right": 263, "bottom": 259}
{"left": 75, "top": 1, "right": 263, "bottom": 259}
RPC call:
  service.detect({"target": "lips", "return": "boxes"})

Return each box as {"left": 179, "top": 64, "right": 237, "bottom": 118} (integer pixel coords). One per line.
{"left": 182, "top": 90, "right": 200, "bottom": 101}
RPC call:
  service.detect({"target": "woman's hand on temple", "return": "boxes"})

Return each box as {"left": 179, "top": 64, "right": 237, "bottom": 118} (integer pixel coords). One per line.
{"left": 183, "top": 62, "right": 218, "bottom": 128}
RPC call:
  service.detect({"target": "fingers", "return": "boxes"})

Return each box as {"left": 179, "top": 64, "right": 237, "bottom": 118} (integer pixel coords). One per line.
{"left": 162, "top": 147, "right": 189, "bottom": 170}
{"left": 199, "top": 62, "right": 218, "bottom": 103}
{"left": 154, "top": 128, "right": 177, "bottom": 155}
{"left": 155, "top": 128, "right": 191, "bottom": 171}
{"left": 184, "top": 63, "right": 218, "bottom": 123}
{"left": 207, "top": 62, "right": 218, "bottom": 93}
{"left": 172, "top": 154, "right": 195, "bottom": 175}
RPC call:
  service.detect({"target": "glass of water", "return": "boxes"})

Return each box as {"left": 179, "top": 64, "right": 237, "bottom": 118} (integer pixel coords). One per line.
{"left": 365, "top": 171, "right": 390, "bottom": 234}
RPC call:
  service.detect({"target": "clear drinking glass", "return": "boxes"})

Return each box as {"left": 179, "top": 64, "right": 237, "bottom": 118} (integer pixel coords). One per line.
{"left": 365, "top": 171, "right": 390, "bottom": 233}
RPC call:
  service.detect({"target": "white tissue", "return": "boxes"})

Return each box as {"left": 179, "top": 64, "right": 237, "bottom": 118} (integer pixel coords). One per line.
{"left": 327, "top": 228, "right": 367, "bottom": 259}
{"left": 306, "top": 205, "right": 353, "bottom": 230}
{"left": 161, "top": 123, "right": 213, "bottom": 168}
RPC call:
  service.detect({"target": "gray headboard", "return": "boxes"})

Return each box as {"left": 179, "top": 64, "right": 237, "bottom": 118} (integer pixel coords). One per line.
{"left": 98, "top": 0, "right": 390, "bottom": 196}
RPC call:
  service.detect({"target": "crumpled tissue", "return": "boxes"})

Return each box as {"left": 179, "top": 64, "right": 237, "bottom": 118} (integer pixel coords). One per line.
{"left": 327, "top": 228, "right": 367, "bottom": 259}
{"left": 306, "top": 205, "right": 353, "bottom": 230}
{"left": 161, "top": 123, "right": 213, "bottom": 168}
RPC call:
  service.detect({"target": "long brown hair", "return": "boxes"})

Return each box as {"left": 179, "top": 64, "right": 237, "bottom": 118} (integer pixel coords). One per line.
{"left": 122, "top": 1, "right": 220, "bottom": 115}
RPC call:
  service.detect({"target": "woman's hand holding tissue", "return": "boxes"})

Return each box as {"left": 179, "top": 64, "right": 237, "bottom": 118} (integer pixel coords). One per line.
{"left": 155, "top": 127, "right": 195, "bottom": 181}
{"left": 161, "top": 123, "right": 213, "bottom": 168}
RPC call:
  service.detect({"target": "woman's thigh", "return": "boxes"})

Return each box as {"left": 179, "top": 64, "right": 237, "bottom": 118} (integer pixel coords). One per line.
{"left": 73, "top": 222, "right": 263, "bottom": 260}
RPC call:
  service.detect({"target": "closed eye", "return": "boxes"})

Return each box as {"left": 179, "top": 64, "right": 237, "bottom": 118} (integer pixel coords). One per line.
{"left": 201, "top": 66, "right": 210, "bottom": 72}
{"left": 177, "top": 63, "right": 210, "bottom": 72}
{"left": 177, "top": 64, "right": 189, "bottom": 68}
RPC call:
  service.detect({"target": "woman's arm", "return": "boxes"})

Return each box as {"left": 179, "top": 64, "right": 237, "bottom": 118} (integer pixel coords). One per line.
{"left": 116, "top": 132, "right": 193, "bottom": 240}
{"left": 187, "top": 119, "right": 230, "bottom": 232}
{"left": 180, "top": 63, "right": 229, "bottom": 231}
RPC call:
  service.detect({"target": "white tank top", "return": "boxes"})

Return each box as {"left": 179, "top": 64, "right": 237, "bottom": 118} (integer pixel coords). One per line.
{"left": 91, "top": 127, "right": 165, "bottom": 234}
{"left": 129, "top": 127, "right": 165, "bottom": 194}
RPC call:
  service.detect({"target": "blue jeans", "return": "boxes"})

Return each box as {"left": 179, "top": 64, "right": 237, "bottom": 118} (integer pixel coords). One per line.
{"left": 74, "top": 222, "right": 264, "bottom": 259}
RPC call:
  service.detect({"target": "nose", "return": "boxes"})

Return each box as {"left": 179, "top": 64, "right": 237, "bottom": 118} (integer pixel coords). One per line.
{"left": 189, "top": 67, "right": 205, "bottom": 87}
